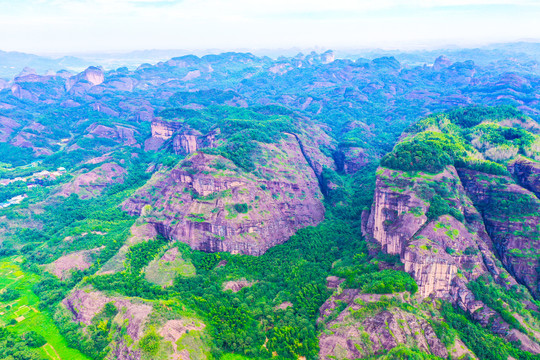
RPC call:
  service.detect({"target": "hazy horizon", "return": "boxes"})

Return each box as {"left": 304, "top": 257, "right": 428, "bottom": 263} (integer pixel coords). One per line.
{"left": 1, "top": 0, "right": 539, "bottom": 54}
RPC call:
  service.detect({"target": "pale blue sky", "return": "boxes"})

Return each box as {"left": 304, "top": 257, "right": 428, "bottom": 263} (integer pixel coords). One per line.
{"left": 0, "top": 0, "right": 539, "bottom": 53}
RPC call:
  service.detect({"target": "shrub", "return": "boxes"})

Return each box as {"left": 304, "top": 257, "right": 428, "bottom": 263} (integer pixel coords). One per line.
{"left": 380, "top": 131, "right": 466, "bottom": 174}
{"left": 139, "top": 330, "right": 162, "bottom": 356}
{"left": 24, "top": 331, "right": 47, "bottom": 348}
{"left": 0, "top": 289, "right": 20, "bottom": 302}
{"left": 233, "top": 203, "right": 249, "bottom": 213}
{"left": 346, "top": 269, "right": 418, "bottom": 295}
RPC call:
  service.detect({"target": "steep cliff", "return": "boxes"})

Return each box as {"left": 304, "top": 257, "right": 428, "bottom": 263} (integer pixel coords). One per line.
{"left": 509, "top": 156, "right": 540, "bottom": 197}
{"left": 360, "top": 107, "right": 540, "bottom": 355}
{"left": 124, "top": 134, "right": 326, "bottom": 255}
{"left": 458, "top": 168, "right": 540, "bottom": 298}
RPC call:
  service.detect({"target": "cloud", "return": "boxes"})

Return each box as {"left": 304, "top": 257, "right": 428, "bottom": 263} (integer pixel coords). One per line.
{"left": 0, "top": 0, "right": 538, "bottom": 52}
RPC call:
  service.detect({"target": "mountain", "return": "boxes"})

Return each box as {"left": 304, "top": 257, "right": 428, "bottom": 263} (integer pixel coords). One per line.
{"left": 335, "top": 106, "right": 540, "bottom": 359}
{"left": 0, "top": 50, "right": 92, "bottom": 79}
{"left": 0, "top": 48, "right": 540, "bottom": 360}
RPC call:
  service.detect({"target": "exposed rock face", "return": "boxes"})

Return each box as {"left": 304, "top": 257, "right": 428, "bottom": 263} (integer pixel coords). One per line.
{"left": 363, "top": 167, "right": 513, "bottom": 299}
{"left": 60, "top": 162, "right": 126, "bottom": 199}
{"left": 99, "top": 222, "right": 158, "bottom": 275}
{"left": 86, "top": 123, "right": 137, "bottom": 146}
{"left": 335, "top": 147, "right": 368, "bottom": 174}
{"left": 291, "top": 126, "right": 337, "bottom": 181}
{"left": 148, "top": 119, "right": 216, "bottom": 154}
{"left": 365, "top": 167, "right": 430, "bottom": 255}
{"left": 11, "top": 83, "right": 38, "bottom": 101}
{"left": 363, "top": 165, "right": 540, "bottom": 353}
{"left": 67, "top": 66, "right": 104, "bottom": 90}
{"left": 171, "top": 129, "right": 217, "bottom": 155}
{"left": 223, "top": 279, "right": 256, "bottom": 292}
{"left": 321, "top": 50, "right": 335, "bottom": 64}
{"left": 124, "top": 135, "right": 325, "bottom": 255}
{"left": 62, "top": 288, "right": 153, "bottom": 360}
{"left": 150, "top": 119, "right": 184, "bottom": 140}
{"left": 433, "top": 55, "right": 452, "bottom": 71}
{"left": 509, "top": 157, "right": 540, "bottom": 197}
{"left": 144, "top": 246, "right": 196, "bottom": 286}
{"left": 318, "top": 291, "right": 450, "bottom": 359}
{"left": 159, "top": 319, "right": 207, "bottom": 359}
{"left": 458, "top": 168, "right": 540, "bottom": 298}
{"left": 46, "top": 247, "right": 102, "bottom": 280}
{"left": 0, "top": 115, "right": 21, "bottom": 142}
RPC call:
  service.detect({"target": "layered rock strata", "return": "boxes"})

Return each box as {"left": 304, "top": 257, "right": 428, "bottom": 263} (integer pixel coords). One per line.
{"left": 124, "top": 134, "right": 325, "bottom": 255}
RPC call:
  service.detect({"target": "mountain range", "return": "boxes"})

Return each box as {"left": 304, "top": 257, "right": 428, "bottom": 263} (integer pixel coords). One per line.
{"left": 0, "top": 46, "right": 539, "bottom": 360}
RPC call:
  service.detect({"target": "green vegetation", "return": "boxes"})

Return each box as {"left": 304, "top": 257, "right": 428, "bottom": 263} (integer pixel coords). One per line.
{"left": 380, "top": 132, "right": 462, "bottom": 173}
{"left": 441, "top": 302, "right": 537, "bottom": 360}
{"left": 468, "top": 275, "right": 537, "bottom": 333}
{"left": 161, "top": 106, "right": 297, "bottom": 172}
{"left": 0, "top": 258, "right": 89, "bottom": 360}
{"left": 446, "top": 105, "right": 526, "bottom": 128}
{"left": 381, "top": 106, "right": 539, "bottom": 174}
{"left": 375, "top": 345, "right": 443, "bottom": 360}
{"left": 233, "top": 203, "right": 248, "bottom": 213}
{"left": 139, "top": 330, "right": 162, "bottom": 356}
{"left": 0, "top": 143, "right": 38, "bottom": 167}
{"left": 0, "top": 102, "right": 538, "bottom": 360}
{"left": 144, "top": 246, "right": 197, "bottom": 286}
{"left": 426, "top": 195, "right": 463, "bottom": 221}
{"left": 127, "top": 236, "right": 167, "bottom": 275}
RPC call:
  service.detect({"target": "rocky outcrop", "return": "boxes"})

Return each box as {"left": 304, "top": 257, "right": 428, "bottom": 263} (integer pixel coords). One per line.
{"left": 433, "top": 55, "right": 452, "bottom": 71}
{"left": 171, "top": 129, "right": 217, "bottom": 155}
{"left": 335, "top": 146, "right": 368, "bottom": 174}
{"left": 62, "top": 288, "right": 153, "bottom": 360}
{"left": 458, "top": 168, "right": 540, "bottom": 298}
{"left": 86, "top": 123, "right": 138, "bottom": 146}
{"left": 10, "top": 83, "right": 38, "bottom": 101}
{"left": 363, "top": 167, "right": 514, "bottom": 298}
{"left": 150, "top": 119, "right": 184, "bottom": 140}
{"left": 46, "top": 247, "right": 102, "bottom": 280}
{"left": 223, "top": 279, "right": 256, "bottom": 292}
{"left": 364, "top": 164, "right": 540, "bottom": 353}
{"left": 364, "top": 167, "right": 430, "bottom": 255}
{"left": 124, "top": 134, "right": 325, "bottom": 255}
{"left": 318, "top": 291, "right": 450, "bottom": 359}
{"left": 60, "top": 162, "right": 126, "bottom": 199}
{"left": 509, "top": 157, "right": 540, "bottom": 197}
{"left": 0, "top": 115, "right": 21, "bottom": 142}
{"left": 66, "top": 66, "right": 104, "bottom": 89}
{"left": 159, "top": 319, "right": 207, "bottom": 359}
{"left": 147, "top": 119, "right": 216, "bottom": 154}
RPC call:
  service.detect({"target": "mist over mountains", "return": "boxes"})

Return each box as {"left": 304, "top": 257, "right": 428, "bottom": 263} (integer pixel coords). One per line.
{"left": 2, "top": 41, "right": 540, "bottom": 79}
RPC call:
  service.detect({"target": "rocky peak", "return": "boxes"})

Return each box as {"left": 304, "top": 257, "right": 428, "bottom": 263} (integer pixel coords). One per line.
{"left": 433, "top": 55, "right": 452, "bottom": 71}
{"left": 318, "top": 291, "right": 451, "bottom": 359}
{"left": 321, "top": 50, "right": 335, "bottom": 64}
{"left": 371, "top": 56, "right": 401, "bottom": 70}
{"left": 81, "top": 66, "right": 105, "bottom": 86}
{"left": 364, "top": 164, "right": 540, "bottom": 353}
{"left": 147, "top": 119, "right": 217, "bottom": 155}
{"left": 66, "top": 66, "right": 104, "bottom": 92}
{"left": 16, "top": 67, "right": 37, "bottom": 78}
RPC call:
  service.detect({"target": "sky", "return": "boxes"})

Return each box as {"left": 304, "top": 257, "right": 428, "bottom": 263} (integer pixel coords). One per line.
{"left": 0, "top": 0, "right": 539, "bottom": 54}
